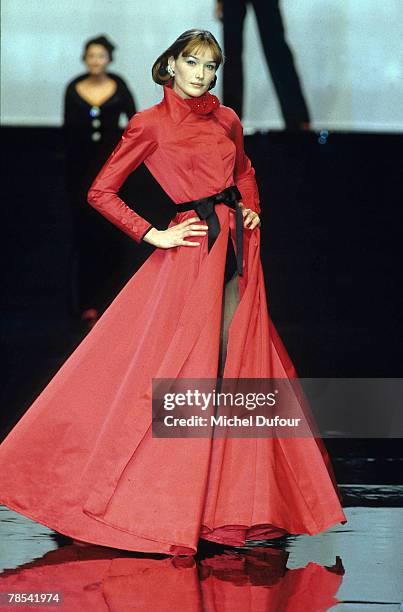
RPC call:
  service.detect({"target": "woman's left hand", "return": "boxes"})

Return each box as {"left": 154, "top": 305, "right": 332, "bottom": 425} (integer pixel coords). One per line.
{"left": 239, "top": 203, "right": 261, "bottom": 230}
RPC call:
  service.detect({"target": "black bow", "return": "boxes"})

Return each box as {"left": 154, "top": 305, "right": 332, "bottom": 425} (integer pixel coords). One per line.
{"left": 176, "top": 186, "right": 244, "bottom": 276}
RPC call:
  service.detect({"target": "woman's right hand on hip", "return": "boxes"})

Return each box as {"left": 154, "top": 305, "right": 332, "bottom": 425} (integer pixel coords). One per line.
{"left": 142, "top": 217, "right": 208, "bottom": 249}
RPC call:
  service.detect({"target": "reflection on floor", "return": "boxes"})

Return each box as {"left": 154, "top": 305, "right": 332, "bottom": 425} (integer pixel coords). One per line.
{"left": 0, "top": 505, "right": 402, "bottom": 610}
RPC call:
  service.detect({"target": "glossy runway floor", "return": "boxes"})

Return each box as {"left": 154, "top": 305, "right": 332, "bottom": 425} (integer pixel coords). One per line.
{"left": 1, "top": 494, "right": 402, "bottom": 611}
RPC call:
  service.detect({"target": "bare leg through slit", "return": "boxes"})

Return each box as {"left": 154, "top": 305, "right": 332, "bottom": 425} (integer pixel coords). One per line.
{"left": 217, "top": 234, "right": 241, "bottom": 379}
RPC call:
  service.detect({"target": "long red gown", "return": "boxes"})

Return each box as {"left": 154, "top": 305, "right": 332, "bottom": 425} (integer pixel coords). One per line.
{"left": 0, "top": 85, "right": 347, "bottom": 555}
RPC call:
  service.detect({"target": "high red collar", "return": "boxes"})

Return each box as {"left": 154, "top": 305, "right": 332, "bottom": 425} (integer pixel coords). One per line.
{"left": 162, "top": 85, "right": 220, "bottom": 123}
{"left": 183, "top": 91, "right": 220, "bottom": 115}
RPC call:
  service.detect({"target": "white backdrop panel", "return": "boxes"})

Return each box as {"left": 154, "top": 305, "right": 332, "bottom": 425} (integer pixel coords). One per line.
{"left": 1, "top": 0, "right": 402, "bottom": 131}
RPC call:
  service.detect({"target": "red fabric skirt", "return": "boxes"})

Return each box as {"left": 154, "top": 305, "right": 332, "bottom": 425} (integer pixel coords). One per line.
{"left": 0, "top": 206, "right": 347, "bottom": 555}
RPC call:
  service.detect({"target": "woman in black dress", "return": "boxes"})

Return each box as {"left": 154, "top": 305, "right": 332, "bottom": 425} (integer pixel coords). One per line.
{"left": 64, "top": 35, "right": 136, "bottom": 327}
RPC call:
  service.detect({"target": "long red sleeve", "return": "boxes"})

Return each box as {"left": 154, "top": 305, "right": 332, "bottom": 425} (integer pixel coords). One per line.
{"left": 230, "top": 111, "right": 261, "bottom": 214}
{"left": 87, "top": 113, "right": 158, "bottom": 243}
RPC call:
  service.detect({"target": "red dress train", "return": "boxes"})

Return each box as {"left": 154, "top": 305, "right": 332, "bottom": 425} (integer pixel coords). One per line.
{"left": 0, "top": 86, "right": 346, "bottom": 555}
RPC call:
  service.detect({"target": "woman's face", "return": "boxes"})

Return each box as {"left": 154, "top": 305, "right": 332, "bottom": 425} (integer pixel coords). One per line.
{"left": 169, "top": 48, "right": 217, "bottom": 99}
{"left": 84, "top": 44, "right": 110, "bottom": 76}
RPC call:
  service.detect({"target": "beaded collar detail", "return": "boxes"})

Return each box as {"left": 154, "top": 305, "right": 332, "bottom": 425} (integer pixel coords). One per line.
{"left": 183, "top": 91, "right": 220, "bottom": 115}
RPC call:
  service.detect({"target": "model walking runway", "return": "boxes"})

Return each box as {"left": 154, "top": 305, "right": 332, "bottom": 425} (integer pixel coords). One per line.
{"left": 0, "top": 30, "right": 346, "bottom": 555}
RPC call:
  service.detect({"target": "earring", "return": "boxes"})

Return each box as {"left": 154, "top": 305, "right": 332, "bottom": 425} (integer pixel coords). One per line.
{"left": 167, "top": 64, "right": 175, "bottom": 77}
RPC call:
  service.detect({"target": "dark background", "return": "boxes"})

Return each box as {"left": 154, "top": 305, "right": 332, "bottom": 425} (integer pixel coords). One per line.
{"left": 1, "top": 127, "right": 402, "bottom": 485}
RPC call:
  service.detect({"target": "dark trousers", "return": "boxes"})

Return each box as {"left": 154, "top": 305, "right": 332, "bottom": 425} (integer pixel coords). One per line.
{"left": 222, "top": 0, "right": 310, "bottom": 128}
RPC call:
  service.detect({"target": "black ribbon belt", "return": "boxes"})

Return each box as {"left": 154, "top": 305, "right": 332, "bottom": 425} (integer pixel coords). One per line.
{"left": 176, "top": 185, "right": 244, "bottom": 276}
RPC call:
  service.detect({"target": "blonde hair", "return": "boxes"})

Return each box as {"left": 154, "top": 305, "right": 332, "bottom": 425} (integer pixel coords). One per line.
{"left": 152, "top": 29, "right": 224, "bottom": 90}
